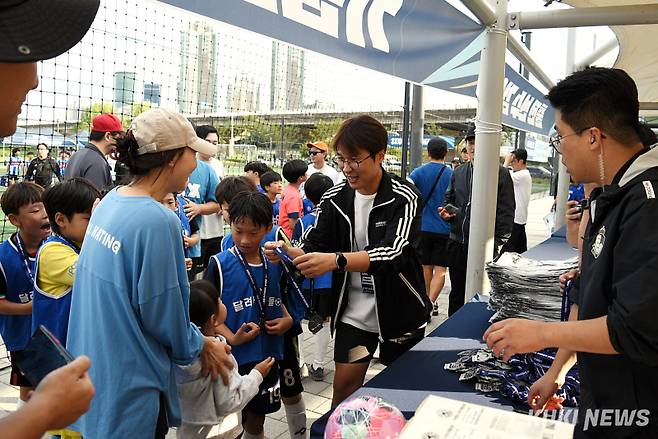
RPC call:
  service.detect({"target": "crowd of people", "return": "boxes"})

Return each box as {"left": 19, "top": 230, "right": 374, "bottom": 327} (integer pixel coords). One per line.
{"left": 1, "top": 1, "right": 658, "bottom": 438}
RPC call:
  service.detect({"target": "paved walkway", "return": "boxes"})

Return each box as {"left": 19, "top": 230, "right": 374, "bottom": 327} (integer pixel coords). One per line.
{"left": 0, "top": 196, "right": 555, "bottom": 438}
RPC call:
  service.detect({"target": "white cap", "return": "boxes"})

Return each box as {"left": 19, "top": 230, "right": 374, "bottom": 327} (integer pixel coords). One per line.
{"left": 130, "top": 108, "right": 217, "bottom": 156}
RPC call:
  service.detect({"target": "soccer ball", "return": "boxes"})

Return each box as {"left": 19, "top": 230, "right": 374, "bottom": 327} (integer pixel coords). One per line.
{"left": 324, "top": 394, "right": 406, "bottom": 438}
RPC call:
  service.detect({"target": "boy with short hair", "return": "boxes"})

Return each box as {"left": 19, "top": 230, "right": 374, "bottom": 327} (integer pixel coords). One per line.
{"left": 161, "top": 192, "right": 200, "bottom": 272}
{"left": 204, "top": 192, "right": 293, "bottom": 439}
{"left": 176, "top": 280, "right": 275, "bottom": 439}
{"left": 32, "top": 178, "right": 101, "bottom": 343}
{"left": 279, "top": 160, "right": 308, "bottom": 239}
{"left": 260, "top": 171, "right": 282, "bottom": 225}
{"left": 0, "top": 182, "right": 51, "bottom": 405}
{"left": 243, "top": 161, "right": 272, "bottom": 194}
{"left": 292, "top": 173, "right": 334, "bottom": 381}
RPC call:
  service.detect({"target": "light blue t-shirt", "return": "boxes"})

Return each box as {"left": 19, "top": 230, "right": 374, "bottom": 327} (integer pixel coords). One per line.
{"left": 185, "top": 160, "right": 220, "bottom": 258}
{"left": 66, "top": 188, "right": 204, "bottom": 438}
{"left": 409, "top": 162, "right": 452, "bottom": 235}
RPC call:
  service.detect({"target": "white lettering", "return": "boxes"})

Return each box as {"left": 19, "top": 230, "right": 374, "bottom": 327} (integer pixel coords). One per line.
{"left": 367, "top": 0, "right": 403, "bottom": 53}
{"left": 346, "top": 0, "right": 369, "bottom": 48}
{"left": 187, "top": 183, "right": 201, "bottom": 200}
{"left": 615, "top": 409, "right": 635, "bottom": 427}
{"left": 599, "top": 409, "right": 613, "bottom": 427}
{"left": 282, "top": 0, "right": 341, "bottom": 38}
{"left": 637, "top": 409, "right": 650, "bottom": 427}
{"left": 87, "top": 224, "right": 122, "bottom": 255}
{"left": 584, "top": 409, "right": 599, "bottom": 431}
{"left": 111, "top": 241, "right": 121, "bottom": 254}
{"left": 502, "top": 78, "right": 519, "bottom": 115}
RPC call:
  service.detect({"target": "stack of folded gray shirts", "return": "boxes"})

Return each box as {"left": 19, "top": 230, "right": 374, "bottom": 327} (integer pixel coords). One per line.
{"left": 486, "top": 253, "right": 578, "bottom": 322}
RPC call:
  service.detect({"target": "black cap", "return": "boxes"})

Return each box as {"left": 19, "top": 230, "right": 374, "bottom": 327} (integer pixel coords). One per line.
{"left": 465, "top": 123, "right": 476, "bottom": 141}
{"left": 0, "top": 0, "right": 100, "bottom": 63}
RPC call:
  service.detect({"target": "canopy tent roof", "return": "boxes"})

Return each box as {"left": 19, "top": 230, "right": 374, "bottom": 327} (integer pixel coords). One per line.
{"left": 565, "top": 0, "right": 658, "bottom": 112}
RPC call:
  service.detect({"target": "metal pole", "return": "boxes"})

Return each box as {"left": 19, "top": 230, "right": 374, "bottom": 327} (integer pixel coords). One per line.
{"left": 280, "top": 116, "right": 285, "bottom": 164}
{"left": 518, "top": 31, "right": 531, "bottom": 150}
{"left": 461, "top": 0, "right": 496, "bottom": 25}
{"left": 401, "top": 82, "right": 411, "bottom": 178}
{"left": 509, "top": 4, "right": 658, "bottom": 30}
{"left": 507, "top": 35, "right": 555, "bottom": 90}
{"left": 554, "top": 28, "right": 577, "bottom": 231}
{"left": 410, "top": 84, "right": 424, "bottom": 172}
{"left": 574, "top": 38, "right": 618, "bottom": 70}
{"left": 464, "top": 0, "right": 509, "bottom": 301}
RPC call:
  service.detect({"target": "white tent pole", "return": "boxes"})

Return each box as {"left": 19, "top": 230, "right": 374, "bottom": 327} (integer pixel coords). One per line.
{"left": 554, "top": 28, "right": 577, "bottom": 232}
{"left": 574, "top": 38, "right": 618, "bottom": 70}
{"left": 507, "top": 35, "right": 555, "bottom": 90}
{"left": 464, "top": 0, "right": 508, "bottom": 301}
{"left": 461, "top": 0, "right": 496, "bottom": 25}
{"left": 509, "top": 4, "right": 658, "bottom": 30}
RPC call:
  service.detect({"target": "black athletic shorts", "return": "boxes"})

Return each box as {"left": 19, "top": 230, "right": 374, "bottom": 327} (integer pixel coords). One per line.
{"left": 279, "top": 326, "right": 304, "bottom": 398}
{"left": 238, "top": 361, "right": 281, "bottom": 415}
{"left": 333, "top": 322, "right": 424, "bottom": 366}
{"left": 9, "top": 350, "right": 32, "bottom": 387}
{"left": 420, "top": 231, "right": 450, "bottom": 267}
{"left": 201, "top": 237, "right": 222, "bottom": 269}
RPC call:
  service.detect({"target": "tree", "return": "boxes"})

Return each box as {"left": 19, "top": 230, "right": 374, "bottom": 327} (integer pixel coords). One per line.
{"left": 309, "top": 118, "right": 342, "bottom": 145}
{"left": 77, "top": 102, "right": 116, "bottom": 132}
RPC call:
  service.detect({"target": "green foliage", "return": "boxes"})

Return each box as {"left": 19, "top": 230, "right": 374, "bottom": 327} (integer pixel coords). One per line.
{"left": 77, "top": 102, "right": 116, "bottom": 132}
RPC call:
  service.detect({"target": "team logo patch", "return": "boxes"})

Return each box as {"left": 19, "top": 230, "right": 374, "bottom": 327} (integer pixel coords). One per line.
{"left": 375, "top": 221, "right": 387, "bottom": 227}
{"left": 591, "top": 226, "right": 606, "bottom": 259}
{"left": 643, "top": 181, "right": 655, "bottom": 199}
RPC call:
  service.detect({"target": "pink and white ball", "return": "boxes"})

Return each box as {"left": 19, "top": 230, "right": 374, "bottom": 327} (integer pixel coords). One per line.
{"left": 325, "top": 395, "right": 406, "bottom": 439}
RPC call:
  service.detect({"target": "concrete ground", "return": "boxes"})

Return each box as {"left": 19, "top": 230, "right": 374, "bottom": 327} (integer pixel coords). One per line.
{"left": 0, "top": 196, "right": 555, "bottom": 438}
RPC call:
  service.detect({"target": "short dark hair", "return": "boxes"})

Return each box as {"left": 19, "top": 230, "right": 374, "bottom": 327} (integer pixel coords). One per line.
{"left": 195, "top": 125, "right": 218, "bottom": 140}
{"left": 1, "top": 182, "right": 44, "bottom": 216}
{"left": 37, "top": 142, "right": 49, "bottom": 150}
{"left": 228, "top": 191, "right": 273, "bottom": 229}
{"left": 243, "top": 161, "right": 271, "bottom": 177}
{"left": 43, "top": 178, "right": 101, "bottom": 235}
{"left": 191, "top": 279, "right": 219, "bottom": 305}
{"left": 332, "top": 115, "right": 387, "bottom": 157}
{"left": 11, "top": 148, "right": 20, "bottom": 155}
{"left": 547, "top": 67, "right": 641, "bottom": 145}
{"left": 260, "top": 171, "right": 282, "bottom": 191}
{"left": 427, "top": 137, "right": 448, "bottom": 160}
{"left": 215, "top": 176, "right": 257, "bottom": 206}
{"left": 511, "top": 148, "right": 528, "bottom": 164}
{"left": 282, "top": 160, "right": 308, "bottom": 184}
{"left": 89, "top": 131, "right": 122, "bottom": 142}
{"left": 189, "top": 280, "right": 218, "bottom": 329}
{"left": 113, "top": 131, "right": 186, "bottom": 179}
{"left": 304, "top": 173, "right": 333, "bottom": 205}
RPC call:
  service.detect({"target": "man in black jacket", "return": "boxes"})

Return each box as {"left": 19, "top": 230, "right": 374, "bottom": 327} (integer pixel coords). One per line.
{"left": 266, "top": 115, "right": 431, "bottom": 407}
{"left": 484, "top": 68, "right": 658, "bottom": 438}
{"left": 440, "top": 124, "right": 515, "bottom": 316}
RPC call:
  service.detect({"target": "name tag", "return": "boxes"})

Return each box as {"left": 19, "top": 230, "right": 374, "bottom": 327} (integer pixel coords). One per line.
{"left": 361, "top": 272, "right": 375, "bottom": 295}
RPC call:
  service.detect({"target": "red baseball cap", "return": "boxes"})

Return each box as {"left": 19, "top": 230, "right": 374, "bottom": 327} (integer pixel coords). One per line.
{"left": 92, "top": 114, "right": 123, "bottom": 133}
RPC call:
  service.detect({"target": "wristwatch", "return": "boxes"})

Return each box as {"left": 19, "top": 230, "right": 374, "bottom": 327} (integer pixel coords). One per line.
{"left": 335, "top": 252, "right": 347, "bottom": 272}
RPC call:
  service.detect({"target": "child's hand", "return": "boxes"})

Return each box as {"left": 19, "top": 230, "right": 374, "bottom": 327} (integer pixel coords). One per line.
{"left": 264, "top": 315, "right": 293, "bottom": 336}
{"left": 183, "top": 235, "right": 192, "bottom": 248}
{"left": 232, "top": 322, "right": 260, "bottom": 345}
{"left": 254, "top": 357, "right": 275, "bottom": 378}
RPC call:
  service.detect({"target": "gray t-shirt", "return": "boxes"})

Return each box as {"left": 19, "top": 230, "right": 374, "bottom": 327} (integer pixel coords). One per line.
{"left": 65, "top": 143, "right": 112, "bottom": 191}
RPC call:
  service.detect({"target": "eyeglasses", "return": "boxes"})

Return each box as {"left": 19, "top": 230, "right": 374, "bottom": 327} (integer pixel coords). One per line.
{"left": 549, "top": 128, "right": 588, "bottom": 154}
{"left": 309, "top": 150, "right": 323, "bottom": 156}
{"left": 332, "top": 155, "right": 372, "bottom": 169}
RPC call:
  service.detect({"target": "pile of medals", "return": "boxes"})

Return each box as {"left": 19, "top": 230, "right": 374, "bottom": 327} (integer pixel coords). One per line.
{"left": 444, "top": 348, "right": 580, "bottom": 407}
{"left": 486, "top": 253, "right": 578, "bottom": 322}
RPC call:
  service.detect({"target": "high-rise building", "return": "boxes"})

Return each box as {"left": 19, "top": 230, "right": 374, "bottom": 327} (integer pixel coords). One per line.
{"left": 270, "top": 42, "right": 304, "bottom": 112}
{"left": 114, "top": 71, "right": 136, "bottom": 107}
{"left": 143, "top": 83, "right": 161, "bottom": 106}
{"left": 227, "top": 73, "right": 261, "bottom": 113}
{"left": 178, "top": 21, "right": 218, "bottom": 115}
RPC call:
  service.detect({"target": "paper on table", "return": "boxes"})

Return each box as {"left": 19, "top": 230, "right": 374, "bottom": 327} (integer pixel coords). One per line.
{"left": 400, "top": 395, "right": 574, "bottom": 439}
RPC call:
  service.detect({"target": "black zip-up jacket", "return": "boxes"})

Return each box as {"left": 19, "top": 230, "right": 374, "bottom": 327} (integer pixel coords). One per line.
{"left": 444, "top": 162, "right": 515, "bottom": 254}
{"left": 300, "top": 170, "right": 431, "bottom": 340}
{"left": 569, "top": 147, "right": 658, "bottom": 438}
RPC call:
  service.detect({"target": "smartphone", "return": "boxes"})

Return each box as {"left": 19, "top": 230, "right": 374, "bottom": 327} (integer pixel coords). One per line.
{"left": 14, "top": 325, "right": 74, "bottom": 387}
{"left": 444, "top": 203, "right": 460, "bottom": 215}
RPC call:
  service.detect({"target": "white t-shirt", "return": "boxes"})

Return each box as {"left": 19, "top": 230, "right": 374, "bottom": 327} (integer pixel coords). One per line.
{"left": 341, "top": 191, "right": 379, "bottom": 333}
{"left": 200, "top": 157, "right": 225, "bottom": 240}
{"left": 509, "top": 168, "right": 532, "bottom": 225}
{"left": 306, "top": 162, "right": 340, "bottom": 184}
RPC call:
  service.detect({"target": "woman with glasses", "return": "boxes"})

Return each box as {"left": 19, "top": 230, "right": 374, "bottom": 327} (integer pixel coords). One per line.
{"left": 266, "top": 115, "right": 430, "bottom": 407}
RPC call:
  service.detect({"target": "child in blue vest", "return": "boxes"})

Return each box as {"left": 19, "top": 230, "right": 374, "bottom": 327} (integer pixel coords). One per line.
{"left": 216, "top": 177, "right": 309, "bottom": 438}
{"left": 7, "top": 148, "right": 24, "bottom": 186}
{"left": 260, "top": 171, "right": 282, "bottom": 226}
{"left": 0, "top": 182, "right": 51, "bottom": 405}
{"left": 161, "top": 192, "right": 199, "bottom": 272}
{"left": 292, "top": 173, "right": 334, "bottom": 381}
{"left": 204, "top": 191, "right": 295, "bottom": 439}
{"left": 32, "top": 177, "right": 100, "bottom": 439}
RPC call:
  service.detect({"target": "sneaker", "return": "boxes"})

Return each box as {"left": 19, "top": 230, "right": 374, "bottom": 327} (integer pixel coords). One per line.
{"left": 308, "top": 364, "right": 325, "bottom": 381}
{"left": 432, "top": 301, "right": 439, "bottom": 316}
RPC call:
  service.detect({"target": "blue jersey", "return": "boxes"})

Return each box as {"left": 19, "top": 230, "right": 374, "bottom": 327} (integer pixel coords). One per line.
{"left": 205, "top": 248, "right": 284, "bottom": 365}
{"left": 7, "top": 156, "right": 23, "bottom": 176}
{"left": 185, "top": 160, "right": 219, "bottom": 258}
{"left": 568, "top": 183, "right": 585, "bottom": 202}
{"left": 32, "top": 234, "right": 78, "bottom": 343}
{"left": 176, "top": 195, "right": 193, "bottom": 258}
{"left": 66, "top": 189, "right": 204, "bottom": 438}
{"left": 272, "top": 198, "right": 280, "bottom": 226}
{"left": 293, "top": 213, "right": 332, "bottom": 291}
{"left": 0, "top": 234, "right": 35, "bottom": 351}
{"left": 409, "top": 162, "right": 452, "bottom": 235}
{"left": 302, "top": 197, "right": 314, "bottom": 216}
{"left": 220, "top": 225, "right": 285, "bottom": 253}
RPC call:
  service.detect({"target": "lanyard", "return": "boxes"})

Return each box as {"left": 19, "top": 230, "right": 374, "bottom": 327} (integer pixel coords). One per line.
{"left": 279, "top": 257, "right": 310, "bottom": 310}
{"left": 233, "top": 247, "right": 269, "bottom": 323}
{"left": 14, "top": 233, "right": 37, "bottom": 284}
{"left": 561, "top": 280, "right": 572, "bottom": 322}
